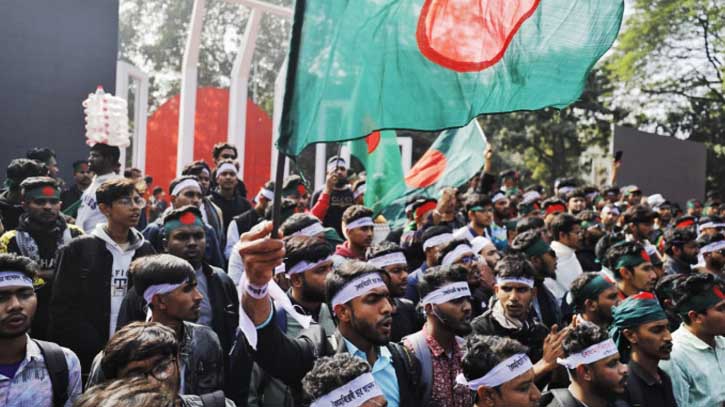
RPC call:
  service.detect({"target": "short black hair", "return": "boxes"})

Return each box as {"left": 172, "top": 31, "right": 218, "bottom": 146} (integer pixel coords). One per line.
{"left": 655, "top": 273, "right": 686, "bottom": 308}
{"left": 509, "top": 229, "right": 545, "bottom": 257}
{"left": 280, "top": 213, "right": 321, "bottom": 237}
{"left": 90, "top": 143, "right": 121, "bottom": 163}
{"left": 96, "top": 178, "right": 140, "bottom": 206}
{"left": 594, "top": 232, "right": 625, "bottom": 268}
{"left": 562, "top": 323, "right": 611, "bottom": 373}
{"left": 366, "top": 241, "right": 403, "bottom": 261}
{"left": 130, "top": 254, "right": 196, "bottom": 303}
{"left": 493, "top": 253, "right": 536, "bottom": 280}
{"left": 664, "top": 228, "right": 697, "bottom": 256}
{"left": 549, "top": 213, "right": 579, "bottom": 241}
{"left": 152, "top": 186, "right": 163, "bottom": 196}
{"left": 302, "top": 354, "right": 371, "bottom": 402}
{"left": 101, "top": 321, "right": 178, "bottom": 379}
{"left": 76, "top": 378, "right": 176, "bottom": 407}
{"left": 26, "top": 147, "right": 56, "bottom": 164}
{"left": 341, "top": 205, "right": 373, "bottom": 226}
{"left": 168, "top": 175, "right": 199, "bottom": 196}
{"left": 212, "top": 143, "right": 237, "bottom": 160}
{"left": 284, "top": 236, "right": 332, "bottom": 270}
{"left": 436, "top": 239, "right": 471, "bottom": 266}
{"left": 0, "top": 253, "right": 38, "bottom": 280}
{"left": 417, "top": 264, "right": 469, "bottom": 300}
{"left": 464, "top": 193, "right": 492, "bottom": 213}
{"left": 566, "top": 187, "right": 587, "bottom": 201}
{"left": 515, "top": 216, "right": 544, "bottom": 234}
{"left": 5, "top": 158, "right": 47, "bottom": 191}
{"left": 325, "top": 260, "right": 381, "bottom": 311}
{"left": 605, "top": 241, "right": 646, "bottom": 280}
{"left": 673, "top": 273, "right": 725, "bottom": 324}
{"left": 461, "top": 335, "right": 529, "bottom": 386}
{"left": 123, "top": 168, "right": 142, "bottom": 178}
{"left": 181, "top": 160, "right": 211, "bottom": 177}
{"left": 72, "top": 160, "right": 89, "bottom": 172}
{"left": 20, "top": 176, "right": 58, "bottom": 200}
{"left": 569, "top": 273, "right": 606, "bottom": 313}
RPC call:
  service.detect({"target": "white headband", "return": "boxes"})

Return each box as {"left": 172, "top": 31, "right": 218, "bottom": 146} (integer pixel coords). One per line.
{"left": 423, "top": 233, "right": 453, "bottom": 251}
{"left": 495, "top": 277, "right": 535, "bottom": 288}
{"left": 346, "top": 217, "right": 374, "bottom": 231}
{"left": 310, "top": 373, "right": 383, "bottom": 407}
{"left": 0, "top": 272, "right": 34, "bottom": 289}
{"left": 368, "top": 252, "right": 407, "bottom": 269}
{"left": 326, "top": 159, "right": 348, "bottom": 173}
{"left": 492, "top": 192, "right": 507, "bottom": 203}
{"left": 287, "top": 256, "right": 333, "bottom": 275}
{"left": 291, "top": 222, "right": 325, "bottom": 237}
{"left": 558, "top": 186, "right": 575, "bottom": 195}
{"left": 171, "top": 179, "right": 202, "bottom": 197}
{"left": 353, "top": 184, "right": 366, "bottom": 200}
{"left": 586, "top": 192, "right": 599, "bottom": 201}
{"left": 441, "top": 244, "right": 474, "bottom": 266}
{"left": 471, "top": 236, "right": 494, "bottom": 255}
{"left": 217, "top": 162, "right": 237, "bottom": 175}
{"left": 258, "top": 188, "right": 274, "bottom": 201}
{"left": 331, "top": 273, "right": 386, "bottom": 310}
{"left": 701, "top": 240, "right": 725, "bottom": 254}
{"left": 602, "top": 206, "right": 620, "bottom": 215}
{"left": 557, "top": 339, "right": 618, "bottom": 369}
{"left": 456, "top": 353, "right": 532, "bottom": 389}
{"left": 521, "top": 191, "right": 541, "bottom": 205}
{"left": 421, "top": 281, "right": 471, "bottom": 305}
{"left": 200, "top": 168, "right": 210, "bottom": 177}
{"left": 143, "top": 282, "right": 185, "bottom": 304}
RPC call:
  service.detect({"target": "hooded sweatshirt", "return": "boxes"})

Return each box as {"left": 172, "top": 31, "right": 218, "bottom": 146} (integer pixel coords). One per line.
{"left": 91, "top": 223, "right": 146, "bottom": 335}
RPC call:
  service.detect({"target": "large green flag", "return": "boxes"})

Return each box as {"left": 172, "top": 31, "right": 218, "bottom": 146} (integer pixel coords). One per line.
{"left": 278, "top": 0, "right": 624, "bottom": 156}
{"left": 353, "top": 119, "right": 487, "bottom": 226}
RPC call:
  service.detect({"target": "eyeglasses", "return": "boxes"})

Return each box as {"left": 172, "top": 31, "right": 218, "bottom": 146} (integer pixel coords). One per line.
{"left": 115, "top": 197, "right": 147, "bottom": 208}
{"left": 135, "top": 355, "right": 178, "bottom": 382}
{"left": 459, "top": 255, "right": 478, "bottom": 265}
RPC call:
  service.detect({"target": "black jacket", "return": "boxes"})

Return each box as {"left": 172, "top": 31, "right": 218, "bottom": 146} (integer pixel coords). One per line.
{"left": 391, "top": 298, "right": 424, "bottom": 342}
{"left": 48, "top": 234, "right": 155, "bottom": 372}
{"left": 210, "top": 190, "right": 251, "bottom": 237}
{"left": 471, "top": 309, "right": 549, "bottom": 363}
{"left": 540, "top": 388, "right": 631, "bottom": 407}
{"left": 239, "top": 314, "right": 423, "bottom": 407}
{"left": 117, "top": 262, "right": 239, "bottom": 354}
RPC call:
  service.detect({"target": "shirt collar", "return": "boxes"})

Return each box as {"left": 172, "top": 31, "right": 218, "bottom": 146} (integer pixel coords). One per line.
{"left": 551, "top": 240, "right": 576, "bottom": 256}
{"left": 423, "top": 324, "right": 462, "bottom": 358}
{"left": 343, "top": 338, "right": 392, "bottom": 364}
{"left": 24, "top": 335, "right": 43, "bottom": 362}
{"left": 673, "top": 323, "right": 725, "bottom": 351}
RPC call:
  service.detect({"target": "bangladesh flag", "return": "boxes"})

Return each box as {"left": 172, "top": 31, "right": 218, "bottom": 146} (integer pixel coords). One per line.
{"left": 353, "top": 119, "right": 487, "bottom": 226}
{"left": 277, "top": 0, "right": 624, "bottom": 156}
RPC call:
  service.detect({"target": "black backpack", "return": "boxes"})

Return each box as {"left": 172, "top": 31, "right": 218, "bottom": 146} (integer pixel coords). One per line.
{"left": 34, "top": 340, "right": 69, "bottom": 407}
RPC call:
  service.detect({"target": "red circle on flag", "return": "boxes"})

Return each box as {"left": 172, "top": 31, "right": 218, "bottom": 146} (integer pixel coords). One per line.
{"left": 405, "top": 150, "right": 446, "bottom": 188}
{"left": 180, "top": 212, "right": 197, "bottom": 225}
{"left": 41, "top": 186, "right": 56, "bottom": 197}
{"left": 366, "top": 132, "right": 381, "bottom": 154}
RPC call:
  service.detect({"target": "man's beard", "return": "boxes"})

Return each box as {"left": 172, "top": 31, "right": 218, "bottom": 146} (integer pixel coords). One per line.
{"left": 335, "top": 175, "right": 348, "bottom": 188}
{"left": 350, "top": 310, "right": 390, "bottom": 346}
{"left": 301, "top": 277, "right": 326, "bottom": 303}
{"left": 682, "top": 253, "right": 699, "bottom": 265}
{"left": 434, "top": 306, "right": 472, "bottom": 336}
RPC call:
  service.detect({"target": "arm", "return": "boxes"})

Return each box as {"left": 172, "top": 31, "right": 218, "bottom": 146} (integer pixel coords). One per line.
{"left": 63, "top": 349, "right": 83, "bottom": 407}
{"left": 476, "top": 145, "right": 496, "bottom": 194}
{"left": 533, "top": 324, "right": 568, "bottom": 381}
{"left": 310, "top": 172, "right": 337, "bottom": 221}
{"left": 609, "top": 159, "right": 620, "bottom": 186}
{"left": 225, "top": 221, "right": 239, "bottom": 260}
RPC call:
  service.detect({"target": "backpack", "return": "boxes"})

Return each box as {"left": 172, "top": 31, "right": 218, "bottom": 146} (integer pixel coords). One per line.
{"left": 34, "top": 340, "right": 69, "bottom": 407}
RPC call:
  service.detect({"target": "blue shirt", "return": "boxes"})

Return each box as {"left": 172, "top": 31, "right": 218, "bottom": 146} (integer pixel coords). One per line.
{"left": 343, "top": 338, "right": 400, "bottom": 407}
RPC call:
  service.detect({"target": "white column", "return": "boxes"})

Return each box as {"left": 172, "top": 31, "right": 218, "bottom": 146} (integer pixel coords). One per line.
{"left": 227, "top": 8, "right": 262, "bottom": 180}
{"left": 176, "top": 0, "right": 207, "bottom": 176}
{"left": 270, "top": 58, "right": 290, "bottom": 180}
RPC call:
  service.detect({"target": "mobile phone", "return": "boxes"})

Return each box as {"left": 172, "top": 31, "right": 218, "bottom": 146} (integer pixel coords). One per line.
{"left": 614, "top": 150, "right": 623, "bottom": 162}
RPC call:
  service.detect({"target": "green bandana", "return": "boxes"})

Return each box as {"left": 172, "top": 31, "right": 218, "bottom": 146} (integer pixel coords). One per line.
{"left": 24, "top": 185, "right": 60, "bottom": 200}
{"left": 609, "top": 292, "right": 668, "bottom": 362}
{"left": 525, "top": 238, "right": 551, "bottom": 258}
{"left": 580, "top": 274, "right": 615, "bottom": 301}
{"left": 163, "top": 211, "right": 204, "bottom": 233}
{"left": 615, "top": 250, "right": 650, "bottom": 270}
{"left": 675, "top": 285, "right": 725, "bottom": 316}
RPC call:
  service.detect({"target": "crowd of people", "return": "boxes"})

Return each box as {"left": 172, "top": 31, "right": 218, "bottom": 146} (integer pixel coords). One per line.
{"left": 0, "top": 141, "right": 723, "bottom": 407}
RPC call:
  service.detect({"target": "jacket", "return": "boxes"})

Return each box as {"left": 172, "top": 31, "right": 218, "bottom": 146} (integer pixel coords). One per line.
{"left": 48, "top": 229, "right": 155, "bottom": 373}
{"left": 391, "top": 298, "right": 424, "bottom": 343}
{"left": 471, "top": 308, "right": 549, "bottom": 363}
{"left": 87, "top": 321, "right": 225, "bottom": 396}
{"left": 540, "top": 388, "right": 631, "bottom": 407}
{"left": 244, "top": 314, "right": 423, "bottom": 407}
{"left": 142, "top": 218, "right": 226, "bottom": 268}
{"left": 663, "top": 256, "right": 692, "bottom": 276}
{"left": 117, "top": 262, "right": 239, "bottom": 355}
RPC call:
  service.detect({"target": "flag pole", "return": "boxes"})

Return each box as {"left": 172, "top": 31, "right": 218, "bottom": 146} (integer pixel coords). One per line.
{"left": 271, "top": 150, "right": 286, "bottom": 238}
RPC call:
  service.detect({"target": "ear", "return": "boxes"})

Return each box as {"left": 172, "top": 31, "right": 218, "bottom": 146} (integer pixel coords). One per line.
{"left": 423, "top": 303, "right": 433, "bottom": 316}
{"left": 576, "top": 364, "right": 593, "bottom": 382}
{"left": 151, "top": 295, "right": 166, "bottom": 312}
{"left": 170, "top": 195, "right": 177, "bottom": 206}
{"left": 622, "top": 327, "right": 637, "bottom": 344}
{"left": 334, "top": 304, "right": 351, "bottom": 323}
{"left": 289, "top": 273, "right": 303, "bottom": 289}
{"left": 619, "top": 267, "right": 633, "bottom": 281}
{"left": 476, "top": 386, "right": 496, "bottom": 407}
{"left": 99, "top": 202, "right": 112, "bottom": 217}
{"left": 583, "top": 298, "right": 596, "bottom": 313}
{"left": 494, "top": 285, "right": 500, "bottom": 296}
{"left": 687, "top": 310, "right": 704, "bottom": 325}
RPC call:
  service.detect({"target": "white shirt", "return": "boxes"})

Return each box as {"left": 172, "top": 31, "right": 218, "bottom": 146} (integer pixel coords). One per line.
{"left": 544, "top": 240, "right": 583, "bottom": 300}
{"left": 75, "top": 173, "right": 121, "bottom": 233}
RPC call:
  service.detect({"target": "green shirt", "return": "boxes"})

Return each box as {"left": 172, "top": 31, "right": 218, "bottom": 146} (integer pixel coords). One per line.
{"left": 659, "top": 324, "right": 725, "bottom": 407}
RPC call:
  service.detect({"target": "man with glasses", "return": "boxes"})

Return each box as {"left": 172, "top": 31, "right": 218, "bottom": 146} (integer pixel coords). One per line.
{"left": 50, "top": 178, "right": 155, "bottom": 375}
{"left": 0, "top": 177, "right": 83, "bottom": 340}
{"left": 142, "top": 176, "right": 225, "bottom": 268}
{"left": 88, "top": 254, "right": 225, "bottom": 397}
{"left": 545, "top": 213, "right": 584, "bottom": 301}
{"left": 437, "top": 239, "right": 489, "bottom": 318}
{"left": 454, "top": 193, "right": 494, "bottom": 243}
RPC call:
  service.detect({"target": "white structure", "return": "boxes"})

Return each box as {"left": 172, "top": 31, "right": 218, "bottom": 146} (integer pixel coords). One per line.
{"left": 115, "top": 60, "right": 149, "bottom": 172}
{"left": 176, "top": 0, "right": 293, "bottom": 177}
